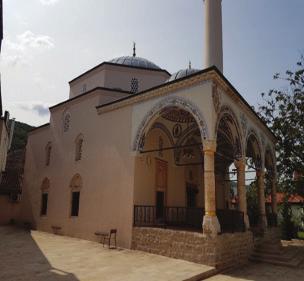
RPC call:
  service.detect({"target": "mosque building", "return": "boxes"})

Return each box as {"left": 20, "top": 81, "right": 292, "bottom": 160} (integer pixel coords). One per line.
{"left": 18, "top": 0, "right": 278, "bottom": 267}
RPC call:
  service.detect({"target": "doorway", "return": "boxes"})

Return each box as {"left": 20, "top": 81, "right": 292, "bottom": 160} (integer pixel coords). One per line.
{"left": 155, "top": 159, "right": 168, "bottom": 221}
{"left": 156, "top": 191, "right": 165, "bottom": 220}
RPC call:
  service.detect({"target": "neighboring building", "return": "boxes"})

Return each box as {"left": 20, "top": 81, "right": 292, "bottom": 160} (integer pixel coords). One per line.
{"left": 266, "top": 192, "right": 304, "bottom": 223}
{"left": 0, "top": 0, "right": 18, "bottom": 224}
{"left": 18, "top": 0, "right": 278, "bottom": 268}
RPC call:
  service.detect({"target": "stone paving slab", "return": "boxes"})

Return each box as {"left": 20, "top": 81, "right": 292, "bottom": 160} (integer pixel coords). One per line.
{"left": 206, "top": 259, "right": 304, "bottom": 281}
{"left": 0, "top": 226, "right": 214, "bottom": 281}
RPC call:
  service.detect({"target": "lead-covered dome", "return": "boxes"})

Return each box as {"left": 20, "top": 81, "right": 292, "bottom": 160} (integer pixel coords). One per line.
{"left": 167, "top": 68, "right": 200, "bottom": 82}
{"left": 109, "top": 56, "right": 161, "bottom": 70}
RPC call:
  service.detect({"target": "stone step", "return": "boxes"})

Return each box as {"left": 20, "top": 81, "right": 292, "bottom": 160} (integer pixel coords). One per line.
{"left": 254, "top": 245, "right": 284, "bottom": 255}
{"left": 251, "top": 249, "right": 297, "bottom": 262}
{"left": 249, "top": 255, "right": 301, "bottom": 268}
{"left": 185, "top": 268, "right": 218, "bottom": 281}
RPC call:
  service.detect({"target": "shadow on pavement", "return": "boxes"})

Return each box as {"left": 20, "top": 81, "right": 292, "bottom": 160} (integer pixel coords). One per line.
{"left": 0, "top": 226, "right": 80, "bottom": 281}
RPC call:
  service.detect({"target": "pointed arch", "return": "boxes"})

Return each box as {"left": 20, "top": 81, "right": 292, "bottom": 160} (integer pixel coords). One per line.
{"left": 70, "top": 173, "right": 82, "bottom": 190}
{"left": 246, "top": 129, "right": 263, "bottom": 168}
{"left": 41, "top": 177, "right": 50, "bottom": 191}
{"left": 215, "top": 105, "right": 244, "bottom": 159}
{"left": 133, "top": 96, "right": 209, "bottom": 151}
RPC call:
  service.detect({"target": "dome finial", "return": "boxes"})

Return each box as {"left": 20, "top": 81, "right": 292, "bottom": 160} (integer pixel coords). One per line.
{"left": 133, "top": 42, "right": 136, "bottom": 57}
{"left": 189, "top": 61, "right": 192, "bottom": 70}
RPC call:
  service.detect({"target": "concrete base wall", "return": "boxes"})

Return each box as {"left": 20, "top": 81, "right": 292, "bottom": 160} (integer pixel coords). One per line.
{"left": 132, "top": 227, "right": 254, "bottom": 269}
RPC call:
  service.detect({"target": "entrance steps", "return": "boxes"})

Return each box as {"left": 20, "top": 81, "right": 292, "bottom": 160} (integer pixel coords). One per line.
{"left": 250, "top": 228, "right": 304, "bottom": 268}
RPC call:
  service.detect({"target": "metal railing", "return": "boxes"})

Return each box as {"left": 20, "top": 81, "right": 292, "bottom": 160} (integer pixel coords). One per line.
{"left": 134, "top": 205, "right": 245, "bottom": 233}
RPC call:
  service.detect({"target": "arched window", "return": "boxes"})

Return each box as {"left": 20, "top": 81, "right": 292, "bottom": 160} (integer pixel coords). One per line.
{"left": 70, "top": 174, "right": 82, "bottom": 217}
{"left": 130, "top": 78, "right": 139, "bottom": 93}
{"left": 45, "top": 142, "right": 52, "bottom": 166}
{"left": 63, "top": 112, "right": 71, "bottom": 132}
{"left": 40, "top": 178, "right": 50, "bottom": 216}
{"left": 75, "top": 134, "right": 84, "bottom": 161}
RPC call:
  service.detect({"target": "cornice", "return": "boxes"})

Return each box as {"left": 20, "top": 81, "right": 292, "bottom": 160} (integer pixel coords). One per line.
{"left": 97, "top": 71, "right": 214, "bottom": 115}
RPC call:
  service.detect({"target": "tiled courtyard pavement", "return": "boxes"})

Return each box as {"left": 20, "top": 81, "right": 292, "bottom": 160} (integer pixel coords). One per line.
{"left": 0, "top": 226, "right": 214, "bottom": 281}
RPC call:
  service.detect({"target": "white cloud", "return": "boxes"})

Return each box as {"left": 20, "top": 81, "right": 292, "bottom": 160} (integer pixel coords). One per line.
{"left": 39, "top": 0, "right": 60, "bottom": 6}
{"left": 1, "top": 31, "right": 54, "bottom": 66}
{"left": 19, "top": 102, "right": 50, "bottom": 117}
{"left": 17, "top": 31, "right": 54, "bottom": 50}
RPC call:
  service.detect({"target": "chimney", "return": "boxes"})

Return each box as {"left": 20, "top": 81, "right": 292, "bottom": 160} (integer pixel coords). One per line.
{"left": 204, "top": 0, "right": 223, "bottom": 72}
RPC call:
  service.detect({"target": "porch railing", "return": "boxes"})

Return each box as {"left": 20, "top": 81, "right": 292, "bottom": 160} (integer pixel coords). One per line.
{"left": 133, "top": 205, "right": 245, "bottom": 233}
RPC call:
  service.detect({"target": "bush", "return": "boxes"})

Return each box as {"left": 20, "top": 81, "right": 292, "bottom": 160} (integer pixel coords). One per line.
{"left": 298, "top": 231, "right": 304, "bottom": 240}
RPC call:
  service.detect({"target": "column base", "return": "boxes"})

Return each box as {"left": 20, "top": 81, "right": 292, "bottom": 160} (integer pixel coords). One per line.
{"left": 259, "top": 214, "right": 268, "bottom": 229}
{"left": 244, "top": 214, "right": 250, "bottom": 230}
{"left": 202, "top": 215, "right": 221, "bottom": 238}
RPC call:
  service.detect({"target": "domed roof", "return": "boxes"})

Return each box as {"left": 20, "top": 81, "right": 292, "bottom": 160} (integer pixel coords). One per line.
{"left": 167, "top": 68, "right": 200, "bottom": 82}
{"left": 109, "top": 56, "right": 161, "bottom": 70}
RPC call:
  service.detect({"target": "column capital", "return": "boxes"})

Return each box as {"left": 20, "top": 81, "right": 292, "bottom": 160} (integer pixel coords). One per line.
{"left": 234, "top": 159, "right": 246, "bottom": 170}
{"left": 256, "top": 169, "right": 265, "bottom": 177}
{"left": 202, "top": 140, "right": 217, "bottom": 153}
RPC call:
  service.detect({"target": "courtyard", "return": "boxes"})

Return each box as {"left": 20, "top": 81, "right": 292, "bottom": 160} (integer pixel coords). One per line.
{"left": 1, "top": 226, "right": 304, "bottom": 281}
{"left": 0, "top": 226, "right": 215, "bottom": 281}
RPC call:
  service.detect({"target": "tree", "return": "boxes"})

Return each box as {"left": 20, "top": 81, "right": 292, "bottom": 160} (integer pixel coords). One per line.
{"left": 259, "top": 57, "right": 304, "bottom": 194}
{"left": 281, "top": 196, "right": 295, "bottom": 240}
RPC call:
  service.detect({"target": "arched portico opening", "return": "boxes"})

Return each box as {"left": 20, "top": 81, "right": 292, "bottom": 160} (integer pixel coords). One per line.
{"left": 133, "top": 98, "right": 246, "bottom": 234}
{"left": 245, "top": 131, "right": 267, "bottom": 229}
{"left": 133, "top": 103, "right": 206, "bottom": 229}
{"left": 215, "top": 108, "right": 247, "bottom": 231}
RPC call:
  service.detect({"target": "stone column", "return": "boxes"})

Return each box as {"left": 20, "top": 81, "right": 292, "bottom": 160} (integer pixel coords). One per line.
{"left": 202, "top": 140, "right": 221, "bottom": 237}
{"left": 257, "top": 169, "right": 268, "bottom": 229}
{"left": 234, "top": 159, "right": 250, "bottom": 229}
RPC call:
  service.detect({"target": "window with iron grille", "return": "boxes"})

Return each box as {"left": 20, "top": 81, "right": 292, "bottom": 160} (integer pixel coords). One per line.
{"left": 71, "top": 191, "right": 80, "bottom": 217}
{"left": 130, "top": 78, "right": 139, "bottom": 93}
{"left": 40, "top": 193, "right": 48, "bottom": 216}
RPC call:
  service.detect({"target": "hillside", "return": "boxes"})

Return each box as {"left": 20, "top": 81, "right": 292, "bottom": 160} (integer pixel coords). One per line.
{"left": 9, "top": 120, "right": 35, "bottom": 151}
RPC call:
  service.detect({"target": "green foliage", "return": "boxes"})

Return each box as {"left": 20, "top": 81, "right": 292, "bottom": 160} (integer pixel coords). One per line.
{"left": 281, "top": 196, "right": 295, "bottom": 240}
{"left": 299, "top": 207, "right": 304, "bottom": 231}
{"left": 258, "top": 57, "right": 304, "bottom": 194}
{"left": 9, "top": 120, "right": 35, "bottom": 151}
{"left": 298, "top": 231, "right": 304, "bottom": 240}
{"left": 246, "top": 180, "right": 259, "bottom": 227}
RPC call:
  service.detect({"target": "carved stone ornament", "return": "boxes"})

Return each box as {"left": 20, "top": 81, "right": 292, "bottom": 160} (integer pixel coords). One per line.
{"left": 172, "top": 123, "right": 182, "bottom": 138}
{"left": 212, "top": 83, "right": 221, "bottom": 113}
{"left": 240, "top": 113, "right": 248, "bottom": 136}
{"left": 133, "top": 96, "right": 209, "bottom": 151}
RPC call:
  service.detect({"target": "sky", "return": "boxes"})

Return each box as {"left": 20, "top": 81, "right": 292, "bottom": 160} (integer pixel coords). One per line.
{"left": 1, "top": 0, "right": 303, "bottom": 127}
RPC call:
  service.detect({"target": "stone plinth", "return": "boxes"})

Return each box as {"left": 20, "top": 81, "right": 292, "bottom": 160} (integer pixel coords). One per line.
{"left": 132, "top": 227, "right": 254, "bottom": 270}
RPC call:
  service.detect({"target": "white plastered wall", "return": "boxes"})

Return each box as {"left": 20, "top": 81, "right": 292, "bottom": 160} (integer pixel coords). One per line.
{"left": 21, "top": 94, "right": 135, "bottom": 248}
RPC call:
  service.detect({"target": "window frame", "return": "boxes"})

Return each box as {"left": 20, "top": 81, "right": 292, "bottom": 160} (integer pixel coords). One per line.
{"left": 71, "top": 191, "right": 80, "bottom": 217}
{"left": 40, "top": 192, "right": 49, "bottom": 216}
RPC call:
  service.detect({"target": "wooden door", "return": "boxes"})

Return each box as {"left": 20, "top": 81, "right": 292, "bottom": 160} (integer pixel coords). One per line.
{"left": 155, "top": 159, "right": 168, "bottom": 220}
{"left": 155, "top": 159, "right": 168, "bottom": 192}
